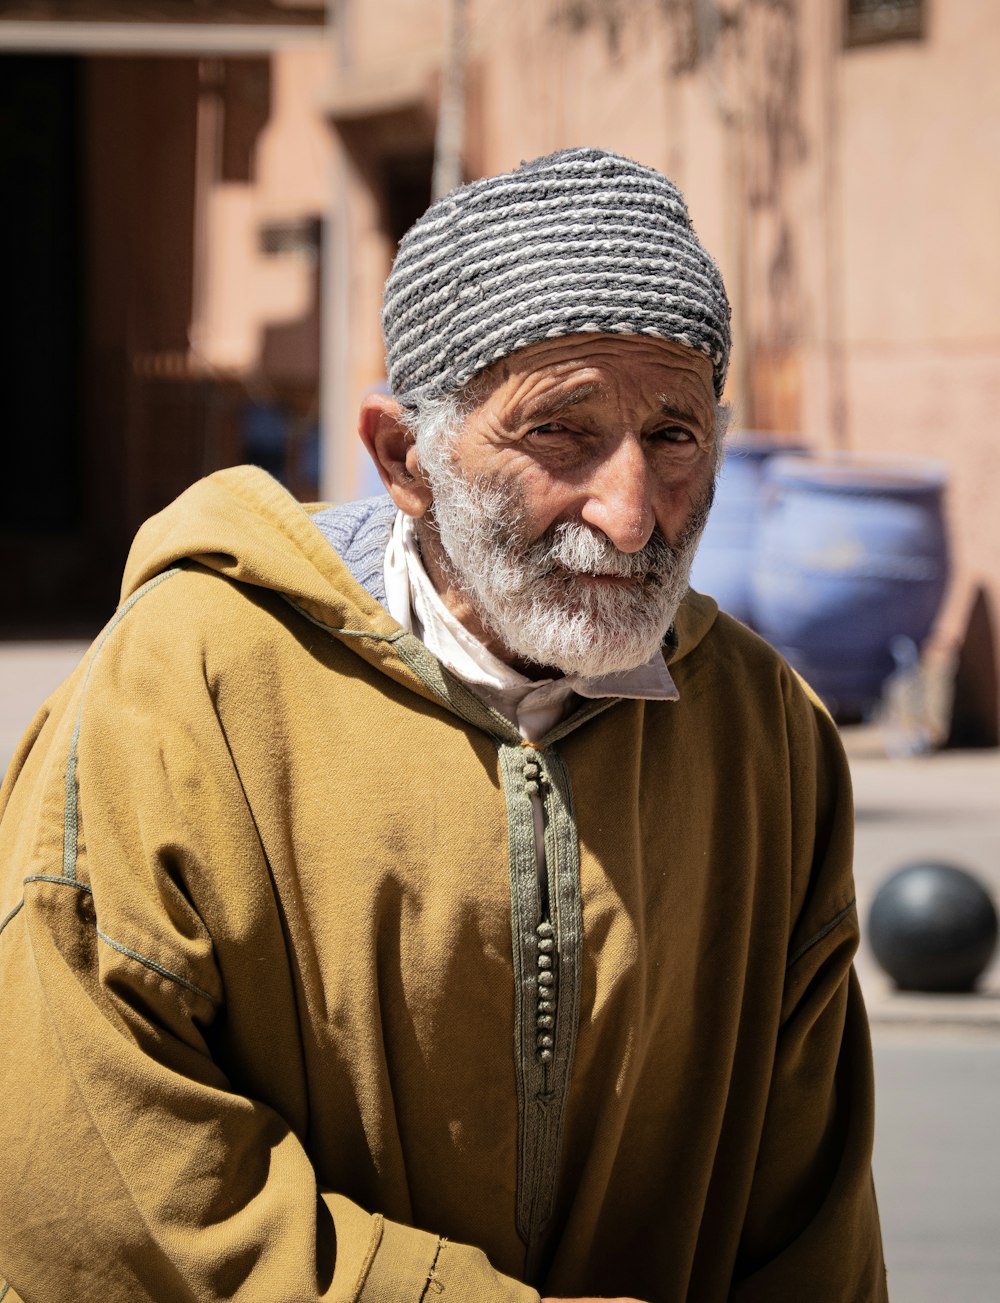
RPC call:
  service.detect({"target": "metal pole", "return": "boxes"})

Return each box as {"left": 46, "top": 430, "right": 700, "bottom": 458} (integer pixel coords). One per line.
{"left": 432, "top": 0, "right": 468, "bottom": 201}
{"left": 321, "top": 0, "right": 355, "bottom": 502}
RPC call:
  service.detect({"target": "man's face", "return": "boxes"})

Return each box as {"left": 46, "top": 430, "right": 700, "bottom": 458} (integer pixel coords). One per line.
{"left": 415, "top": 333, "right": 720, "bottom": 676}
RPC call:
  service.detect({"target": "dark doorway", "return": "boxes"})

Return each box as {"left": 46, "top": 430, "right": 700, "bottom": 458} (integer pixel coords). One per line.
{"left": 0, "top": 52, "right": 280, "bottom": 635}
{"left": 380, "top": 150, "right": 435, "bottom": 247}
{"left": 0, "top": 55, "right": 82, "bottom": 535}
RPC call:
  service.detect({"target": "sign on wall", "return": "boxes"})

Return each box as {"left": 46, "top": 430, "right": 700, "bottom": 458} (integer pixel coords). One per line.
{"left": 845, "top": 0, "right": 924, "bottom": 46}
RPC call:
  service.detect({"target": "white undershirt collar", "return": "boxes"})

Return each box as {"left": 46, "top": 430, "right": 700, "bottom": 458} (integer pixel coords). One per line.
{"left": 383, "top": 510, "right": 678, "bottom": 741}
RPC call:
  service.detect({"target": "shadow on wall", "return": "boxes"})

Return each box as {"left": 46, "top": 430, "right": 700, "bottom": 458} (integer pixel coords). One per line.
{"left": 944, "top": 587, "right": 999, "bottom": 750}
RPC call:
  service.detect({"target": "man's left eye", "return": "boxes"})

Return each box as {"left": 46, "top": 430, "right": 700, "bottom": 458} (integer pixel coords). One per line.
{"left": 653, "top": 427, "right": 695, "bottom": 444}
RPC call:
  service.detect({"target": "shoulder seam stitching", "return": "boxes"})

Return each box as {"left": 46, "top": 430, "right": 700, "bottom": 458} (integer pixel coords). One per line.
{"left": 786, "top": 897, "right": 857, "bottom": 970}
{"left": 0, "top": 899, "right": 24, "bottom": 939}
{"left": 3, "top": 874, "right": 216, "bottom": 1007}
{"left": 62, "top": 568, "right": 184, "bottom": 882}
{"left": 24, "top": 874, "right": 93, "bottom": 891}
{"left": 1, "top": 877, "right": 93, "bottom": 943}
{"left": 96, "top": 928, "right": 219, "bottom": 1006}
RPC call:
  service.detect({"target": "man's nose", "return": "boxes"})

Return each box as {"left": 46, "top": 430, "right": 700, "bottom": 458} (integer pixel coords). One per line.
{"left": 578, "top": 438, "right": 655, "bottom": 554}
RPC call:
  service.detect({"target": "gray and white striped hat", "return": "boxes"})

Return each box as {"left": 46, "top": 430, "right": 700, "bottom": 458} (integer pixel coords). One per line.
{"left": 382, "top": 146, "right": 731, "bottom": 405}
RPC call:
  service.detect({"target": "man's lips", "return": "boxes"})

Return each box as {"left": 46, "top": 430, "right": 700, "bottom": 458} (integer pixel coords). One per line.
{"left": 545, "top": 567, "right": 647, "bottom": 586}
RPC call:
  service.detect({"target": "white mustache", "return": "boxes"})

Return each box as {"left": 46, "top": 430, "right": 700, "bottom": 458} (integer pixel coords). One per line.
{"left": 518, "top": 521, "right": 672, "bottom": 585}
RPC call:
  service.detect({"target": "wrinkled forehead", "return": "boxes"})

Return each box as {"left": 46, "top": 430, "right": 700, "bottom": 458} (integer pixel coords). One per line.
{"left": 464, "top": 333, "right": 718, "bottom": 426}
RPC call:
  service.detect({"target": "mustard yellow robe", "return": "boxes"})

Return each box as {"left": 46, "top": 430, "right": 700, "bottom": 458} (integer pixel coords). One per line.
{"left": 0, "top": 467, "right": 886, "bottom": 1301}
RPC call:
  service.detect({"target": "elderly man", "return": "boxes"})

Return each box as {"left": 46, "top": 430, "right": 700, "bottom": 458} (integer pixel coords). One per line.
{"left": 0, "top": 149, "right": 886, "bottom": 1302}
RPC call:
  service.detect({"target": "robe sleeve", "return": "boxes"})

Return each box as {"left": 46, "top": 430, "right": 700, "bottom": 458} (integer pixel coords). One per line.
{"left": 730, "top": 686, "right": 889, "bottom": 1302}
{"left": 0, "top": 597, "right": 537, "bottom": 1303}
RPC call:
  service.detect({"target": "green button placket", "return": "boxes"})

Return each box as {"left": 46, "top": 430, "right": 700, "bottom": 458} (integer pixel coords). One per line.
{"left": 499, "top": 741, "right": 582, "bottom": 1281}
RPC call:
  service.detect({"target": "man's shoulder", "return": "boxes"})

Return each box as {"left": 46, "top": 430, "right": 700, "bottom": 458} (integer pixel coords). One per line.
{"left": 671, "top": 598, "right": 837, "bottom": 738}
{"left": 677, "top": 595, "right": 798, "bottom": 681}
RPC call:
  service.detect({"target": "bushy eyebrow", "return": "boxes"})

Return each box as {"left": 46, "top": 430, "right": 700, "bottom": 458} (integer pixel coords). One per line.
{"left": 513, "top": 383, "right": 601, "bottom": 427}
{"left": 655, "top": 400, "right": 705, "bottom": 427}
{"left": 511, "top": 385, "right": 711, "bottom": 431}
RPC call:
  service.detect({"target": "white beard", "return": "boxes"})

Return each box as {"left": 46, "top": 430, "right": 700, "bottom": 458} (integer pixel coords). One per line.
{"left": 420, "top": 458, "right": 713, "bottom": 677}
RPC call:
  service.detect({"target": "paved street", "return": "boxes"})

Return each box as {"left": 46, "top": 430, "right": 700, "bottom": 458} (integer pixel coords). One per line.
{"left": 845, "top": 729, "right": 1000, "bottom": 1025}
{"left": 2, "top": 640, "right": 1000, "bottom": 1298}
{"left": 0, "top": 640, "right": 90, "bottom": 777}
{"left": 873, "top": 1026, "right": 1000, "bottom": 1302}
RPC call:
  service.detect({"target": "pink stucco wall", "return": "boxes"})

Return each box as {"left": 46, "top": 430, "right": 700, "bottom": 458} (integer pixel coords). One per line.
{"left": 162, "top": 0, "right": 990, "bottom": 665}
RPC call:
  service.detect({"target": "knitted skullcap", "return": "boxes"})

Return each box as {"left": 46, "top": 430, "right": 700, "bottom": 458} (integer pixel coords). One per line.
{"left": 382, "top": 146, "right": 731, "bottom": 404}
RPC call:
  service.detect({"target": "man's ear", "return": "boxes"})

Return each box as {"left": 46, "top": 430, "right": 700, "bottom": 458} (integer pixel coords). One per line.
{"left": 358, "top": 393, "right": 432, "bottom": 518}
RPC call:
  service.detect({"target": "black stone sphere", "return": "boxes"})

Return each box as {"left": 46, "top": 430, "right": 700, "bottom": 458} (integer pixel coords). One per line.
{"left": 868, "top": 862, "right": 999, "bottom": 993}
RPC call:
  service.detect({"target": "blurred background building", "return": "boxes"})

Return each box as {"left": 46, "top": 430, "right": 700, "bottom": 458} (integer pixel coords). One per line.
{"left": 1, "top": 0, "right": 997, "bottom": 698}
